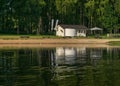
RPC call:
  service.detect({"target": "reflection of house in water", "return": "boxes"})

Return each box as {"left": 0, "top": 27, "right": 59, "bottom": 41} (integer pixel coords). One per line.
{"left": 86, "top": 48, "right": 103, "bottom": 66}
{"left": 90, "top": 48, "right": 102, "bottom": 58}
{"left": 55, "top": 47, "right": 104, "bottom": 82}
{"left": 56, "top": 47, "right": 77, "bottom": 65}
{"left": 76, "top": 47, "right": 87, "bottom": 64}
{"left": 0, "top": 47, "right": 119, "bottom": 86}
{"left": 55, "top": 47, "right": 103, "bottom": 66}
{"left": 56, "top": 47, "right": 88, "bottom": 66}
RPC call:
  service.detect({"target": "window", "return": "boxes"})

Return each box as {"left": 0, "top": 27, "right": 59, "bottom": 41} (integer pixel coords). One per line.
{"left": 61, "top": 30, "right": 63, "bottom": 32}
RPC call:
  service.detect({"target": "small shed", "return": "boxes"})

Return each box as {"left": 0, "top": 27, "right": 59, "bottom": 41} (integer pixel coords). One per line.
{"left": 90, "top": 27, "right": 103, "bottom": 34}
{"left": 56, "top": 24, "right": 88, "bottom": 37}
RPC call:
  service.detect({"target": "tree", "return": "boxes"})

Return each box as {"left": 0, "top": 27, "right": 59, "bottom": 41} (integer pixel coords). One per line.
{"left": 98, "top": 0, "right": 118, "bottom": 33}
{"left": 0, "top": 0, "right": 120, "bottom": 34}
{"left": 85, "top": 0, "right": 95, "bottom": 27}
{"left": 55, "top": 0, "right": 77, "bottom": 24}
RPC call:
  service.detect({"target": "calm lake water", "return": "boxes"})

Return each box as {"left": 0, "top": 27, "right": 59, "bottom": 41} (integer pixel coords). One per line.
{"left": 0, "top": 47, "right": 120, "bottom": 86}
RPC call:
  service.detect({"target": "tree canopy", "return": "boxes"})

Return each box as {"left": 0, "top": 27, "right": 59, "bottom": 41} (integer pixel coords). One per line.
{"left": 0, "top": 0, "right": 120, "bottom": 34}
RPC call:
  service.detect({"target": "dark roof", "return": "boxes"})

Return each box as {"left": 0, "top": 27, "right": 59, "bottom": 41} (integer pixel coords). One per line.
{"left": 59, "top": 24, "right": 88, "bottom": 30}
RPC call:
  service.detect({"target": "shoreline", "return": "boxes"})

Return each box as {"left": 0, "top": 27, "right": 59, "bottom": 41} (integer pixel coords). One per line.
{"left": 0, "top": 38, "right": 120, "bottom": 44}
{"left": 0, "top": 38, "right": 120, "bottom": 48}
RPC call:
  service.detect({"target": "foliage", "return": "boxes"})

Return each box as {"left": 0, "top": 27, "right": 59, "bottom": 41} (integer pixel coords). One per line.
{"left": 0, "top": 0, "right": 120, "bottom": 34}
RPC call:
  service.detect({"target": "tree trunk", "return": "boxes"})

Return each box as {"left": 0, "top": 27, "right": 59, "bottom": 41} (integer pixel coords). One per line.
{"left": 37, "top": 17, "right": 42, "bottom": 35}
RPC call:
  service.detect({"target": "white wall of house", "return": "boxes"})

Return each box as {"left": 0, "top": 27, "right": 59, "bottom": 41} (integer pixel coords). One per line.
{"left": 56, "top": 26, "right": 65, "bottom": 36}
{"left": 56, "top": 25, "right": 87, "bottom": 37}
{"left": 56, "top": 26, "right": 77, "bottom": 37}
{"left": 65, "top": 28, "right": 76, "bottom": 37}
{"left": 77, "top": 30, "right": 86, "bottom": 37}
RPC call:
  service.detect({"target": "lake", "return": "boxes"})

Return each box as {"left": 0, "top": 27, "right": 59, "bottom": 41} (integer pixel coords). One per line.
{"left": 0, "top": 46, "right": 120, "bottom": 86}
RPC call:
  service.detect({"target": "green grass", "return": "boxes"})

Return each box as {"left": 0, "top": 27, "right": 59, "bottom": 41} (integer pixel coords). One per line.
{"left": 0, "top": 34, "right": 96, "bottom": 39}
{"left": 109, "top": 41, "right": 120, "bottom": 46}
{"left": 0, "top": 35, "right": 63, "bottom": 39}
{"left": 0, "top": 34, "right": 119, "bottom": 39}
{"left": 0, "top": 35, "right": 20, "bottom": 39}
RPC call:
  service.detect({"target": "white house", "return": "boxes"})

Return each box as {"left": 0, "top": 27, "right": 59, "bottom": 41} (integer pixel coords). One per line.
{"left": 56, "top": 24, "right": 88, "bottom": 37}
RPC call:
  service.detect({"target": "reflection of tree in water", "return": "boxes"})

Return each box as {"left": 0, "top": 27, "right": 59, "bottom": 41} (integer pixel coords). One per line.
{"left": 40, "top": 68, "right": 58, "bottom": 86}
{"left": 54, "top": 47, "right": 120, "bottom": 86}
{"left": 0, "top": 50, "right": 15, "bottom": 86}
{"left": 16, "top": 48, "right": 57, "bottom": 86}
{"left": 0, "top": 48, "right": 120, "bottom": 86}
{"left": 38, "top": 48, "right": 58, "bottom": 86}
{"left": 84, "top": 48, "right": 120, "bottom": 86}
{"left": 0, "top": 48, "right": 57, "bottom": 86}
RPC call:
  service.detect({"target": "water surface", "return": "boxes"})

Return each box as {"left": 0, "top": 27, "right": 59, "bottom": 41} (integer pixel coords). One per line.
{"left": 0, "top": 47, "right": 120, "bottom": 86}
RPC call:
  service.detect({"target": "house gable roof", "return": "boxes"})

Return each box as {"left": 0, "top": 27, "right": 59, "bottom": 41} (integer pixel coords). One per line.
{"left": 59, "top": 24, "right": 88, "bottom": 30}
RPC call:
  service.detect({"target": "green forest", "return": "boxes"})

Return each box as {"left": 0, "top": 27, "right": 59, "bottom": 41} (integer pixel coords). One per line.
{"left": 0, "top": 0, "right": 120, "bottom": 35}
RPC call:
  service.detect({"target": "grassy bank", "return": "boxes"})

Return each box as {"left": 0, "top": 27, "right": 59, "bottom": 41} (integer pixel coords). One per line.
{"left": 109, "top": 41, "right": 120, "bottom": 46}
{"left": 0, "top": 35, "right": 119, "bottom": 40}
{"left": 0, "top": 35, "right": 59, "bottom": 39}
{"left": 0, "top": 35, "right": 92, "bottom": 39}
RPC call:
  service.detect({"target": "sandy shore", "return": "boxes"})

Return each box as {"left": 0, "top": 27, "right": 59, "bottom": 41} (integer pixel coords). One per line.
{"left": 0, "top": 38, "right": 120, "bottom": 44}
{"left": 0, "top": 38, "right": 120, "bottom": 48}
